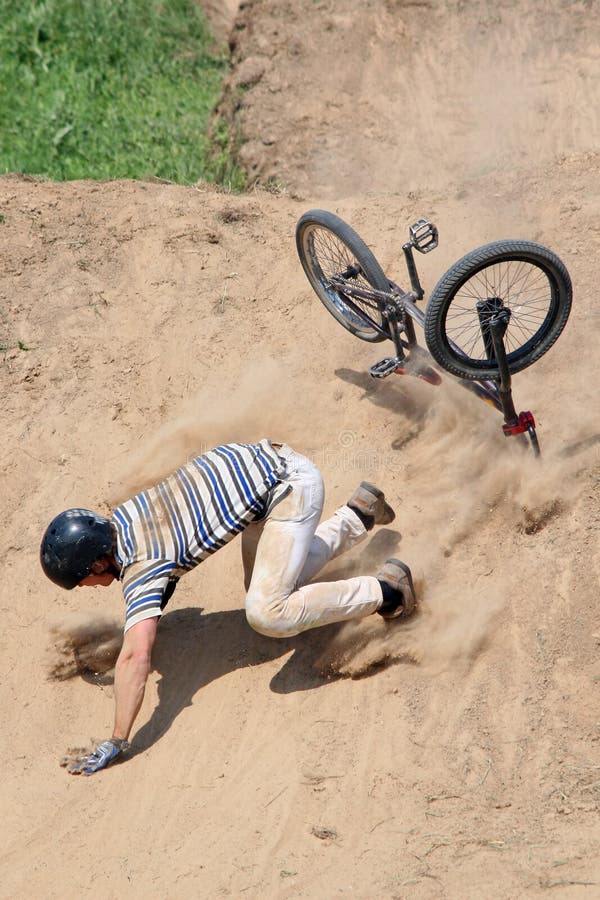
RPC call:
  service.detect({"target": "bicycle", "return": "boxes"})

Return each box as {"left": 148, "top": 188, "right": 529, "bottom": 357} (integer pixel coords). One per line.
{"left": 295, "top": 210, "right": 572, "bottom": 455}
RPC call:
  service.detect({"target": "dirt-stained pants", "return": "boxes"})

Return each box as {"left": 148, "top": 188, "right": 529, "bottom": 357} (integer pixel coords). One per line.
{"left": 243, "top": 444, "right": 384, "bottom": 637}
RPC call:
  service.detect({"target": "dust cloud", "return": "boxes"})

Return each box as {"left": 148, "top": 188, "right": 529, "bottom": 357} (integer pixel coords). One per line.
{"left": 106, "top": 355, "right": 322, "bottom": 506}
{"left": 312, "top": 373, "right": 592, "bottom": 679}
{"left": 47, "top": 612, "right": 122, "bottom": 682}
{"left": 401, "top": 379, "right": 585, "bottom": 567}
{"left": 314, "top": 576, "right": 504, "bottom": 680}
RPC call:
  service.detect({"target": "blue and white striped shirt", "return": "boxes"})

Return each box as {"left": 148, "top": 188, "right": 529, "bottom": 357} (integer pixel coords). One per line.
{"left": 112, "top": 440, "right": 286, "bottom": 632}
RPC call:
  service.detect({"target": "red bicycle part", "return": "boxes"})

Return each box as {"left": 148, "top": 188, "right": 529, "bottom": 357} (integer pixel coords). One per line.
{"left": 502, "top": 411, "right": 536, "bottom": 437}
{"left": 394, "top": 364, "right": 442, "bottom": 386}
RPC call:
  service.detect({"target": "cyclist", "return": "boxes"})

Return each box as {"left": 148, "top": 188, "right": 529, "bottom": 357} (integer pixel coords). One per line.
{"left": 41, "top": 439, "right": 416, "bottom": 775}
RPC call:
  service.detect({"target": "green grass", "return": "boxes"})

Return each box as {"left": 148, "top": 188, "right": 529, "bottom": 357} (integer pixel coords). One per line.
{"left": 0, "top": 0, "right": 245, "bottom": 187}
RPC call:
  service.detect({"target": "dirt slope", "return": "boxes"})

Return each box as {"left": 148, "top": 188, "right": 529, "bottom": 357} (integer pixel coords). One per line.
{"left": 1, "top": 2, "right": 600, "bottom": 899}
{"left": 222, "top": 0, "right": 600, "bottom": 199}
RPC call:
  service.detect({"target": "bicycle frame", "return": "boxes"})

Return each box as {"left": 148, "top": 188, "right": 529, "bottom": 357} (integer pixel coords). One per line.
{"left": 329, "top": 237, "right": 541, "bottom": 455}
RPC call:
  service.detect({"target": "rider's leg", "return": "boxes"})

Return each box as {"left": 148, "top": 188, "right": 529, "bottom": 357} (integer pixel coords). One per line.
{"left": 244, "top": 446, "right": 383, "bottom": 637}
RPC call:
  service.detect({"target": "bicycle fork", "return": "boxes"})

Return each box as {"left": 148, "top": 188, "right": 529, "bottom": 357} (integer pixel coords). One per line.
{"left": 478, "top": 300, "right": 540, "bottom": 455}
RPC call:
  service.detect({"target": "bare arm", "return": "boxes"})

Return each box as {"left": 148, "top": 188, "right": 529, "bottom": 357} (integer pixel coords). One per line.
{"left": 112, "top": 617, "right": 158, "bottom": 741}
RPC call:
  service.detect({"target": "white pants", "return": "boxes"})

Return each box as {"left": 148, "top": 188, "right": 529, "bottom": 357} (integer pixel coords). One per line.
{"left": 243, "top": 444, "right": 384, "bottom": 638}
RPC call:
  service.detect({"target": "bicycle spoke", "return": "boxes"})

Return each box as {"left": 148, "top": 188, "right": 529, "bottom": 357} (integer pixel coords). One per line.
{"left": 443, "top": 256, "right": 556, "bottom": 361}
{"left": 425, "top": 237, "right": 571, "bottom": 379}
{"left": 309, "top": 227, "right": 385, "bottom": 327}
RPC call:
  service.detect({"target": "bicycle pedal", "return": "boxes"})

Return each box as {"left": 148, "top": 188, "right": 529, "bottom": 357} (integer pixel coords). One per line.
{"left": 409, "top": 218, "right": 439, "bottom": 254}
{"left": 369, "top": 357, "right": 403, "bottom": 379}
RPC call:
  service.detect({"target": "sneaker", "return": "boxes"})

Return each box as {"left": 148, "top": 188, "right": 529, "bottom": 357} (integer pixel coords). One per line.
{"left": 347, "top": 481, "right": 395, "bottom": 530}
{"left": 376, "top": 558, "right": 416, "bottom": 619}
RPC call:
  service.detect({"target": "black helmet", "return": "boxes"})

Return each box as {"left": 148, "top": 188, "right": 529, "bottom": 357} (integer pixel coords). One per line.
{"left": 40, "top": 508, "right": 114, "bottom": 590}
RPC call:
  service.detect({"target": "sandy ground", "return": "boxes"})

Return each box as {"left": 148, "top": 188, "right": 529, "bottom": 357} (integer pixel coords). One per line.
{"left": 1, "top": 1, "right": 600, "bottom": 898}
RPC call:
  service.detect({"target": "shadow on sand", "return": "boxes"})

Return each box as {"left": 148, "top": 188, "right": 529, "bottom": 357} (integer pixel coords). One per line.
{"left": 129, "top": 605, "right": 348, "bottom": 756}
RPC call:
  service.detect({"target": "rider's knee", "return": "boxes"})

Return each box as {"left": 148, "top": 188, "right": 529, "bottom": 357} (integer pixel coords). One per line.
{"left": 245, "top": 593, "right": 298, "bottom": 638}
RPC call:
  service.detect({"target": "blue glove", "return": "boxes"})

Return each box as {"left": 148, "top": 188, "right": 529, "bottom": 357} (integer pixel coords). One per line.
{"left": 67, "top": 738, "right": 130, "bottom": 776}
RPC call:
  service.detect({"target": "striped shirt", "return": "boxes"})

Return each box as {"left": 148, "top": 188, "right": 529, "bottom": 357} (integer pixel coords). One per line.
{"left": 112, "top": 440, "right": 286, "bottom": 632}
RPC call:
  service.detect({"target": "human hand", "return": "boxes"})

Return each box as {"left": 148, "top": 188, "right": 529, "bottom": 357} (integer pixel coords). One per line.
{"left": 64, "top": 737, "right": 130, "bottom": 776}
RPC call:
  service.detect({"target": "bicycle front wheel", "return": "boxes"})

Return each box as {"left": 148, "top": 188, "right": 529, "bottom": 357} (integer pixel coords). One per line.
{"left": 296, "top": 209, "right": 390, "bottom": 343}
{"left": 424, "top": 240, "right": 572, "bottom": 380}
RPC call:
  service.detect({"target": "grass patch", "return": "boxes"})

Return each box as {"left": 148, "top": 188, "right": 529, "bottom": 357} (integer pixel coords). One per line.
{"left": 0, "top": 0, "right": 245, "bottom": 187}
{"left": 209, "top": 114, "right": 247, "bottom": 192}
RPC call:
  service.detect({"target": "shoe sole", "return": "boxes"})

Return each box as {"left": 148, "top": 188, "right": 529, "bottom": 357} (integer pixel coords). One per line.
{"left": 359, "top": 482, "right": 396, "bottom": 525}
{"left": 360, "top": 481, "right": 384, "bottom": 498}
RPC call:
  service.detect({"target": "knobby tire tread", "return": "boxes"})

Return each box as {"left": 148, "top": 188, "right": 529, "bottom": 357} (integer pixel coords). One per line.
{"left": 424, "top": 240, "right": 572, "bottom": 380}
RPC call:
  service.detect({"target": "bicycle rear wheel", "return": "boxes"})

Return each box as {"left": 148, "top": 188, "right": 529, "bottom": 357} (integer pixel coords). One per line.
{"left": 296, "top": 209, "right": 390, "bottom": 343}
{"left": 424, "top": 240, "right": 572, "bottom": 380}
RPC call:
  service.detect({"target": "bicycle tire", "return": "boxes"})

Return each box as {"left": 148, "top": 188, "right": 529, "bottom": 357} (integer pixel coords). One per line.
{"left": 424, "top": 240, "right": 572, "bottom": 380}
{"left": 296, "top": 209, "right": 390, "bottom": 343}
